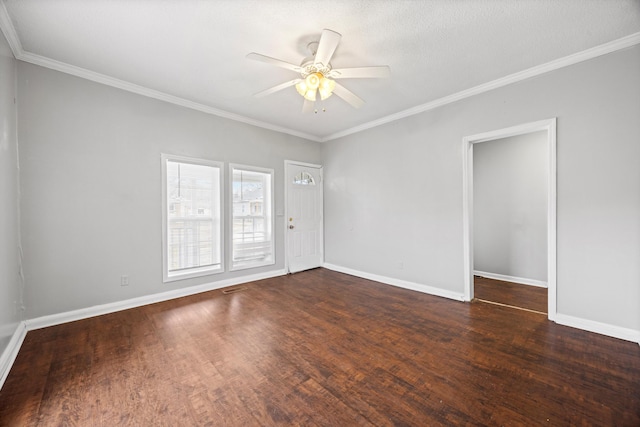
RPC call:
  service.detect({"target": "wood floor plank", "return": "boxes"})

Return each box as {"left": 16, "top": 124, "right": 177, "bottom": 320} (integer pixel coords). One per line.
{"left": 1, "top": 268, "right": 639, "bottom": 426}
{"left": 474, "top": 275, "right": 547, "bottom": 313}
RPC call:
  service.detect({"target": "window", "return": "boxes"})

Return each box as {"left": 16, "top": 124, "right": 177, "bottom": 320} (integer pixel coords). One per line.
{"left": 230, "top": 164, "right": 274, "bottom": 271}
{"left": 293, "top": 171, "right": 315, "bottom": 185}
{"left": 162, "top": 154, "right": 223, "bottom": 282}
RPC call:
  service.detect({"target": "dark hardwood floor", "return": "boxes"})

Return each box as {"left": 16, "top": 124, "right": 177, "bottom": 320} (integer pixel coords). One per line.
{"left": 474, "top": 275, "right": 548, "bottom": 313}
{"left": 1, "top": 268, "right": 639, "bottom": 426}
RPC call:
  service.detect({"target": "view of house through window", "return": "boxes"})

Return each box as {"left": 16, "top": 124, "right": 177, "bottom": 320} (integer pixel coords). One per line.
{"left": 231, "top": 165, "right": 274, "bottom": 270}
{"left": 163, "top": 156, "right": 222, "bottom": 281}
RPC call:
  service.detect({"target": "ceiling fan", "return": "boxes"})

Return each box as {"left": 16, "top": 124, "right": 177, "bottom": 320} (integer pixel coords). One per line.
{"left": 247, "top": 29, "right": 391, "bottom": 113}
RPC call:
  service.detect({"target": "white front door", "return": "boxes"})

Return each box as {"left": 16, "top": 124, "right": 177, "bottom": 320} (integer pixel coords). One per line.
{"left": 285, "top": 161, "right": 323, "bottom": 273}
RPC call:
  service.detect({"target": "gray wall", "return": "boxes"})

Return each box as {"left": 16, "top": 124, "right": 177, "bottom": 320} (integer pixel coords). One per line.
{"left": 473, "top": 131, "right": 547, "bottom": 282}
{"left": 8, "top": 37, "right": 640, "bottom": 338}
{"left": 0, "top": 31, "right": 21, "bottom": 354}
{"left": 18, "top": 62, "right": 321, "bottom": 319}
{"left": 322, "top": 45, "right": 640, "bottom": 333}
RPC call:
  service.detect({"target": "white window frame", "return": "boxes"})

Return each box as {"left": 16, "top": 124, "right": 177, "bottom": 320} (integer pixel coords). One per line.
{"left": 162, "top": 153, "right": 224, "bottom": 282}
{"left": 229, "top": 163, "right": 275, "bottom": 271}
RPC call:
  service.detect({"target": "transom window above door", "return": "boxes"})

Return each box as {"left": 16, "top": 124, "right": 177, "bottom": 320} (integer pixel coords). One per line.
{"left": 293, "top": 171, "right": 315, "bottom": 185}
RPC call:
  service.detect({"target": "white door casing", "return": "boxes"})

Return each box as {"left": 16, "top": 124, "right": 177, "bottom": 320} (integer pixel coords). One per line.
{"left": 462, "top": 118, "right": 557, "bottom": 320}
{"left": 285, "top": 161, "right": 323, "bottom": 273}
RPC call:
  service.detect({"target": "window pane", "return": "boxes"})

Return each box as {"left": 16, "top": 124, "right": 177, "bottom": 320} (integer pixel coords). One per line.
{"left": 293, "top": 171, "right": 315, "bottom": 185}
{"left": 166, "top": 159, "right": 221, "bottom": 277}
{"left": 231, "top": 166, "right": 274, "bottom": 270}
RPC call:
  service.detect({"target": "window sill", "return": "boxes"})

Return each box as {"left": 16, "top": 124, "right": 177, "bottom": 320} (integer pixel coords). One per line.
{"left": 230, "top": 258, "right": 275, "bottom": 272}
{"left": 163, "top": 265, "right": 224, "bottom": 283}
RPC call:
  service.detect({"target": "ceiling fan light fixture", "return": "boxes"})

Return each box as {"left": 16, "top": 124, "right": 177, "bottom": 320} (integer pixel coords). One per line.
{"left": 318, "top": 89, "right": 331, "bottom": 101}
{"left": 304, "top": 89, "right": 317, "bottom": 102}
{"left": 295, "top": 80, "right": 308, "bottom": 96}
{"left": 296, "top": 73, "right": 335, "bottom": 102}
{"left": 295, "top": 80, "right": 317, "bottom": 101}
{"left": 305, "top": 72, "right": 322, "bottom": 90}
{"left": 318, "top": 77, "right": 336, "bottom": 100}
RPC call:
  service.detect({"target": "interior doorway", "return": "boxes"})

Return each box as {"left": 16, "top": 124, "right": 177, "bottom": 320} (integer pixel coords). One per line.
{"left": 472, "top": 130, "right": 548, "bottom": 313}
{"left": 284, "top": 161, "right": 323, "bottom": 273}
{"left": 462, "top": 119, "right": 557, "bottom": 320}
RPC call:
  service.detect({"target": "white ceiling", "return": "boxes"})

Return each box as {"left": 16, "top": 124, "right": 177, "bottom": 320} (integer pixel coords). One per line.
{"left": 1, "top": 0, "right": 639, "bottom": 141}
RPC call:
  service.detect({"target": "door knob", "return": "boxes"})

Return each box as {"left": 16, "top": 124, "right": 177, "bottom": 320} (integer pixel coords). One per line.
{"left": 289, "top": 225, "right": 295, "bottom": 229}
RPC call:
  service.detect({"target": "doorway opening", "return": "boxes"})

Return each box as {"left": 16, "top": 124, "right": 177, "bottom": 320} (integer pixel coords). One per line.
{"left": 462, "top": 119, "right": 557, "bottom": 320}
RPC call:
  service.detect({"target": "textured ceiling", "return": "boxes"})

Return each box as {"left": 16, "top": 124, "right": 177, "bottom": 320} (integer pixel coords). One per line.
{"left": 1, "top": 0, "right": 640, "bottom": 141}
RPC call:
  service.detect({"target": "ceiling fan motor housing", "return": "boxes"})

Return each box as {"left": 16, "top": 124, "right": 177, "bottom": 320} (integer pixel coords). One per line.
{"left": 300, "top": 41, "right": 331, "bottom": 78}
{"left": 300, "top": 61, "right": 331, "bottom": 78}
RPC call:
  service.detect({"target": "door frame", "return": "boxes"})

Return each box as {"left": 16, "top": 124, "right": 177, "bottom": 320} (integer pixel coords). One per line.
{"left": 462, "top": 118, "right": 557, "bottom": 320}
{"left": 284, "top": 160, "right": 324, "bottom": 273}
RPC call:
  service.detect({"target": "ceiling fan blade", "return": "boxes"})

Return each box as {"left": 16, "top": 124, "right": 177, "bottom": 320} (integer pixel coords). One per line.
{"left": 302, "top": 99, "right": 315, "bottom": 113}
{"left": 329, "top": 66, "right": 391, "bottom": 79}
{"left": 254, "top": 79, "right": 302, "bottom": 98}
{"left": 314, "top": 29, "right": 341, "bottom": 68}
{"left": 246, "top": 53, "right": 301, "bottom": 73}
{"left": 332, "top": 82, "right": 365, "bottom": 109}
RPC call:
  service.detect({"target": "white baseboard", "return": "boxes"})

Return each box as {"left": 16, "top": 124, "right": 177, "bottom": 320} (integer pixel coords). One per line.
{"left": 26, "top": 269, "right": 287, "bottom": 331}
{"left": 474, "top": 270, "right": 547, "bottom": 288}
{"left": 2, "top": 269, "right": 285, "bottom": 390}
{"left": 0, "top": 321, "right": 27, "bottom": 391}
{"left": 555, "top": 313, "right": 640, "bottom": 344}
{"left": 5, "top": 267, "right": 638, "bottom": 392}
{"left": 323, "top": 263, "right": 465, "bottom": 302}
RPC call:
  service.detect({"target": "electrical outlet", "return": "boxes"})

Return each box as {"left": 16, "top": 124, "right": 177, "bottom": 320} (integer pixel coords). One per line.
{"left": 121, "top": 275, "right": 129, "bottom": 286}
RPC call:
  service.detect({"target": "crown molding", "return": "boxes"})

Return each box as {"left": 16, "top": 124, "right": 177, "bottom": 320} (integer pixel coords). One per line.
{"left": 17, "top": 53, "right": 322, "bottom": 142}
{"left": 1, "top": 1, "right": 638, "bottom": 144}
{"left": 0, "top": 1, "right": 23, "bottom": 57}
{"left": 0, "top": 3, "right": 320, "bottom": 142}
{"left": 321, "top": 31, "right": 640, "bottom": 142}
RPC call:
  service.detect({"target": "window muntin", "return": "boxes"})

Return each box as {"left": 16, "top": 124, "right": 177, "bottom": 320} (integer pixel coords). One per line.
{"left": 293, "top": 171, "right": 315, "bottom": 185}
{"left": 162, "top": 155, "right": 223, "bottom": 281}
{"left": 230, "top": 165, "right": 274, "bottom": 271}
